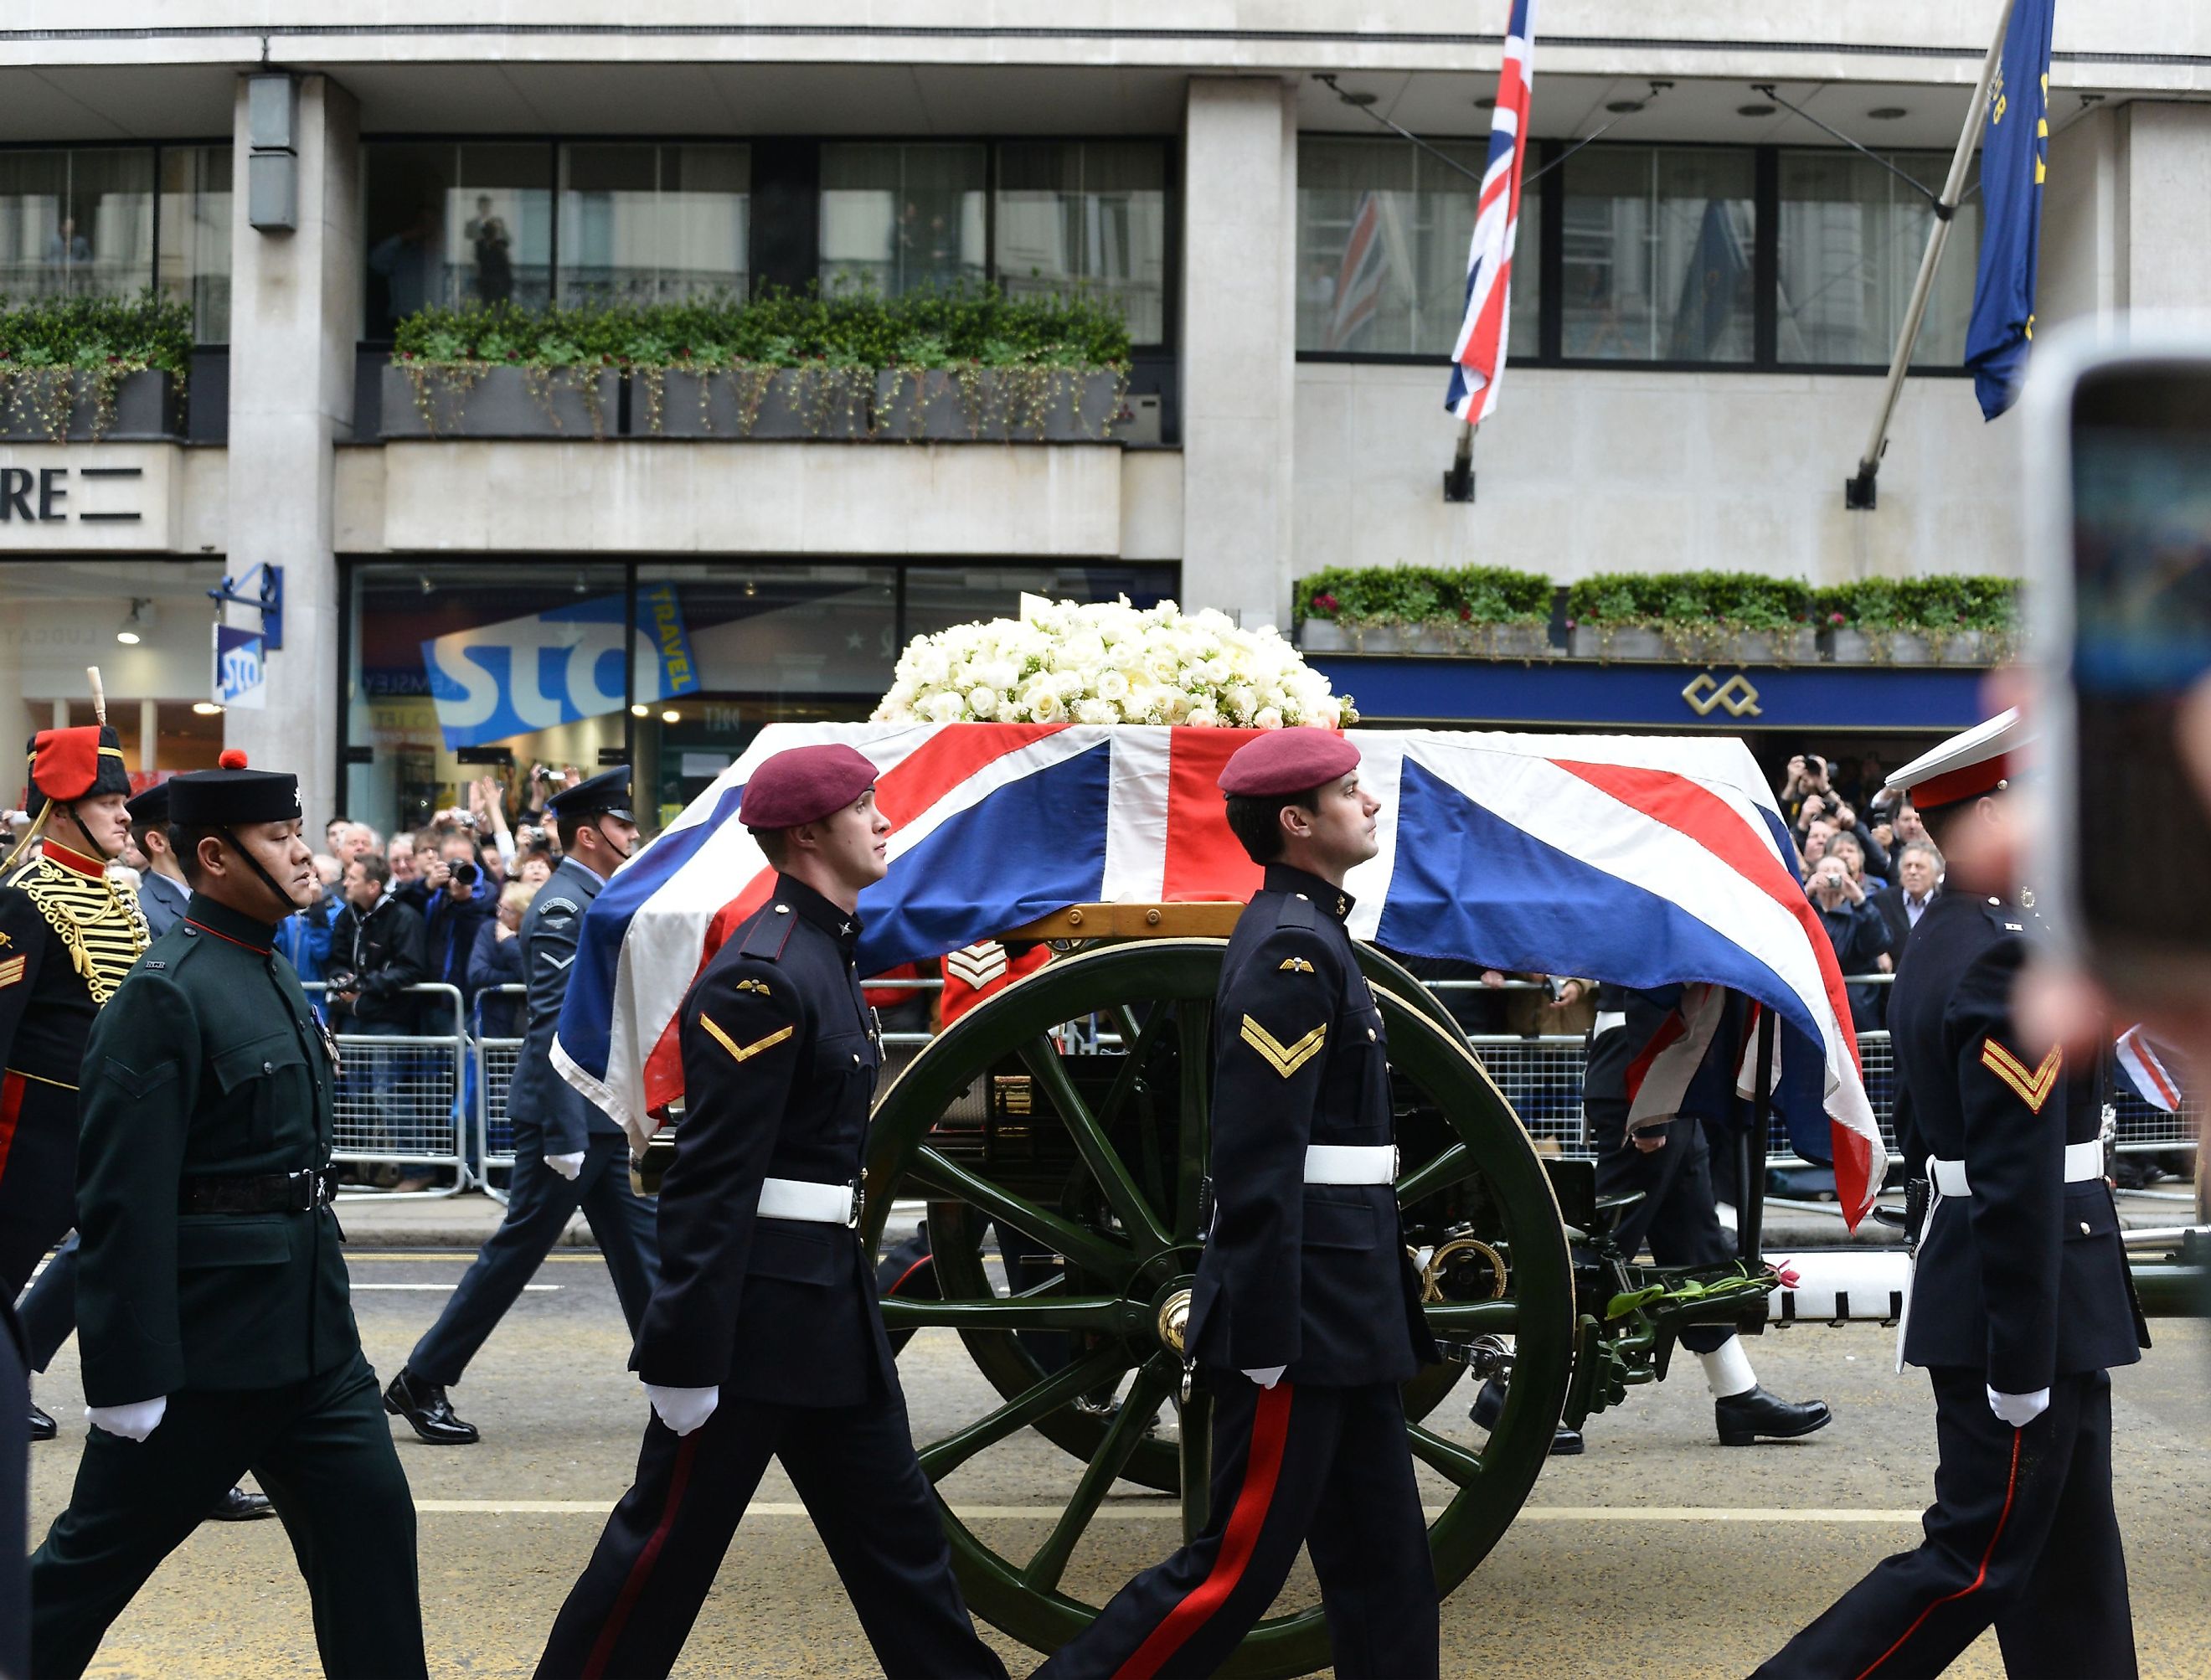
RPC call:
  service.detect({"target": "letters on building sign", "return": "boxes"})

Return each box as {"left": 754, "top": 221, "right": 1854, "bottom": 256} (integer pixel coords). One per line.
{"left": 0, "top": 464, "right": 144, "bottom": 527}
{"left": 1682, "top": 673, "right": 1762, "bottom": 718}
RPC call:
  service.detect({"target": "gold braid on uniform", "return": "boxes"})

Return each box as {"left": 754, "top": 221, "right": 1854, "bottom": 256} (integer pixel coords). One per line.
{"left": 8, "top": 855, "right": 152, "bottom": 1005}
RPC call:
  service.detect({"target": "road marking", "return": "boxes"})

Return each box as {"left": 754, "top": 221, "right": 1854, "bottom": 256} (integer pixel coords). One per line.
{"left": 354, "top": 1283, "right": 560, "bottom": 1292}
{"left": 352, "top": 1252, "right": 606, "bottom": 1263}
{"left": 414, "top": 1499, "right": 1924, "bottom": 1523}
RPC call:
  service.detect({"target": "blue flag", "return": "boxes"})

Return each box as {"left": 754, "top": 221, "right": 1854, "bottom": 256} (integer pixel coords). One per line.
{"left": 1963, "top": 0, "right": 2057, "bottom": 420}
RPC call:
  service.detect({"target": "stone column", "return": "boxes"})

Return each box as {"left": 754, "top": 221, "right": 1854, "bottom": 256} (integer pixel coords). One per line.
{"left": 1178, "top": 78, "right": 1298, "bottom": 631}
{"left": 222, "top": 75, "right": 359, "bottom": 828}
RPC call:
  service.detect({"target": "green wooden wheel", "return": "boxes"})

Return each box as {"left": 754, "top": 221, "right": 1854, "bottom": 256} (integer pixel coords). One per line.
{"left": 863, "top": 938, "right": 1574, "bottom": 1678}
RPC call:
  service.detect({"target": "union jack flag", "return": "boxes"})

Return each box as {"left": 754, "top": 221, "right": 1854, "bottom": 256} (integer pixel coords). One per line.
{"left": 1323, "top": 193, "right": 1389, "bottom": 351}
{"left": 1445, "top": 0, "right": 1535, "bottom": 424}
{"left": 554, "top": 722, "right": 1885, "bottom": 1227}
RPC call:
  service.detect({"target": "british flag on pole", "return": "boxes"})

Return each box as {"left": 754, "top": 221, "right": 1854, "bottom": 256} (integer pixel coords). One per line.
{"left": 1446, "top": 0, "right": 1534, "bottom": 423}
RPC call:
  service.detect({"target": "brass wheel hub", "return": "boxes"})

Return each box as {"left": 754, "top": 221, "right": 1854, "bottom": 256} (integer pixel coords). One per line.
{"left": 1155, "top": 1285, "right": 1194, "bottom": 1357}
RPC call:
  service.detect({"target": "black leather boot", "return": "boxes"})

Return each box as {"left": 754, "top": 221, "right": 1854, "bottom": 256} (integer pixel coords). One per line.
{"left": 28, "top": 1402, "right": 55, "bottom": 1441}
{"left": 210, "top": 1486, "right": 276, "bottom": 1521}
{"left": 383, "top": 1366, "right": 481, "bottom": 1446}
{"left": 1469, "top": 1377, "right": 1584, "bottom": 1456}
{"left": 1714, "top": 1384, "right": 1832, "bottom": 1446}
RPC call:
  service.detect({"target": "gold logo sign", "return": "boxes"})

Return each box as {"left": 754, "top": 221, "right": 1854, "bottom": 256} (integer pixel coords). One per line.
{"left": 1683, "top": 673, "right": 1762, "bottom": 718}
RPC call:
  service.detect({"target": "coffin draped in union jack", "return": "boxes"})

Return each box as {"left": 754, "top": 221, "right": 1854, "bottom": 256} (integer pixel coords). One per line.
{"left": 554, "top": 723, "right": 1883, "bottom": 1225}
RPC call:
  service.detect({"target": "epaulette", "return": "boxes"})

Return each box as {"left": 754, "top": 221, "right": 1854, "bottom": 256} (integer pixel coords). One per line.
{"left": 1978, "top": 897, "right": 2030, "bottom": 938}
{"left": 1276, "top": 892, "right": 1320, "bottom": 932}
{"left": 737, "top": 897, "right": 799, "bottom": 962}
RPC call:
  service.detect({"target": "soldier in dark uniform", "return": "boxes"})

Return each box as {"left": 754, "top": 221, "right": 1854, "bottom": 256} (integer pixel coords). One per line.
{"left": 537, "top": 744, "right": 1005, "bottom": 1680}
{"left": 1037, "top": 729, "right": 1440, "bottom": 1680}
{"left": 28, "top": 752, "right": 427, "bottom": 1680}
{"left": 384, "top": 768, "right": 659, "bottom": 1444}
{"left": 1756, "top": 709, "right": 2145, "bottom": 1679}
{"left": 126, "top": 781, "right": 190, "bottom": 937}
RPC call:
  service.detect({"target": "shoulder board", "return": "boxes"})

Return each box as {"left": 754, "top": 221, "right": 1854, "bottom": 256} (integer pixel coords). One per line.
{"left": 738, "top": 899, "right": 798, "bottom": 962}
{"left": 1274, "top": 892, "right": 1320, "bottom": 932}
{"left": 1976, "top": 898, "right": 2030, "bottom": 938}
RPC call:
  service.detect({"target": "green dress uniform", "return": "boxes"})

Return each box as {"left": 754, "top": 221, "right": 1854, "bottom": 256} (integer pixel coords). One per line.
{"left": 27, "top": 763, "right": 425, "bottom": 1680}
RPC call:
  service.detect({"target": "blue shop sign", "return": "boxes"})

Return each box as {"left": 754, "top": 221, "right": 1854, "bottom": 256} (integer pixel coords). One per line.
{"left": 1307, "top": 655, "right": 1988, "bottom": 732}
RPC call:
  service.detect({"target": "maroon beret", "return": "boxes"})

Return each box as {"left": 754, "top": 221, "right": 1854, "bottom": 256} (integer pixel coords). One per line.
{"left": 1217, "top": 729, "right": 1360, "bottom": 797}
{"left": 740, "top": 744, "right": 879, "bottom": 830}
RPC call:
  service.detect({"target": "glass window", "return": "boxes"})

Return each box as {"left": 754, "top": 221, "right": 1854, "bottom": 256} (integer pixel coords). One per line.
{"left": 1778, "top": 150, "right": 1980, "bottom": 368}
{"left": 361, "top": 143, "right": 553, "bottom": 337}
{"left": 995, "top": 142, "right": 1167, "bottom": 343}
{"left": 901, "top": 563, "right": 1180, "bottom": 644}
{"left": 0, "top": 147, "right": 155, "bottom": 305}
{"left": 1296, "top": 135, "right": 1539, "bottom": 358}
{"left": 820, "top": 142, "right": 987, "bottom": 298}
{"left": 157, "top": 144, "right": 232, "bottom": 343}
{"left": 1560, "top": 146, "right": 1755, "bottom": 363}
{"left": 558, "top": 143, "right": 750, "bottom": 306}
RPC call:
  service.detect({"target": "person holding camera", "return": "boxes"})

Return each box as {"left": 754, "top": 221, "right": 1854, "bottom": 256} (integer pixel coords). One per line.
{"left": 329, "top": 855, "right": 430, "bottom": 1188}
{"left": 416, "top": 830, "right": 494, "bottom": 1009}
{"left": 1808, "top": 851, "right": 1893, "bottom": 1033}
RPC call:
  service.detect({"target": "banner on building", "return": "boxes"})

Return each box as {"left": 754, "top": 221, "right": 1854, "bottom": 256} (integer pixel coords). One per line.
{"left": 421, "top": 585, "right": 699, "bottom": 750}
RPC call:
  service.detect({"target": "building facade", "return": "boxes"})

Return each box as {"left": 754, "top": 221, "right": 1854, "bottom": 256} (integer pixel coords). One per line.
{"left": 3, "top": 3, "right": 2207, "bottom": 831}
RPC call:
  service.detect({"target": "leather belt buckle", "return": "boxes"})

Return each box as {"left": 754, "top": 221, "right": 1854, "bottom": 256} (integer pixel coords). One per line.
{"left": 848, "top": 1178, "right": 866, "bottom": 1230}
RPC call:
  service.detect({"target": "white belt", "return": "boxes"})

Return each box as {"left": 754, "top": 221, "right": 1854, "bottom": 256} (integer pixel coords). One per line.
{"left": 1593, "top": 1011, "right": 1627, "bottom": 1038}
{"left": 756, "top": 1177, "right": 858, "bottom": 1225}
{"left": 1929, "top": 1141, "right": 2105, "bottom": 1198}
{"left": 1303, "top": 1144, "right": 1399, "bottom": 1185}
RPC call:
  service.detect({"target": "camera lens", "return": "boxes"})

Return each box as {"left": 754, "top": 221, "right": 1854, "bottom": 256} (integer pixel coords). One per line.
{"left": 453, "top": 861, "right": 480, "bottom": 887}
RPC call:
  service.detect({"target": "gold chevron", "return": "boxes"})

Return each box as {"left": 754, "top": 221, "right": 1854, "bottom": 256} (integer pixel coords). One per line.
{"left": 699, "top": 1015, "right": 793, "bottom": 1065}
{"left": 1277, "top": 957, "right": 1315, "bottom": 974}
{"left": 1980, "top": 1038, "right": 2063, "bottom": 1113}
{"left": 1240, "top": 1015, "right": 1327, "bottom": 1079}
{"left": 0, "top": 956, "right": 23, "bottom": 989}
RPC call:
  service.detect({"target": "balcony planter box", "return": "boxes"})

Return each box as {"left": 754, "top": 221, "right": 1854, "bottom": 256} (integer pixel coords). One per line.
{"left": 1297, "top": 621, "right": 1464, "bottom": 656}
{"left": 1298, "top": 619, "right": 1352, "bottom": 653}
{"left": 1885, "top": 631, "right": 1935, "bottom": 665}
{"left": 382, "top": 363, "right": 619, "bottom": 440}
{"left": 872, "top": 368, "right": 1126, "bottom": 442}
{"left": 1933, "top": 630, "right": 1992, "bottom": 666}
{"left": 1465, "top": 622, "right": 1556, "bottom": 660}
{"left": 1724, "top": 627, "right": 1818, "bottom": 666}
{"left": 1827, "top": 628, "right": 1876, "bottom": 664}
{"left": 1569, "top": 626, "right": 1668, "bottom": 662}
{"left": 0, "top": 368, "right": 183, "bottom": 442}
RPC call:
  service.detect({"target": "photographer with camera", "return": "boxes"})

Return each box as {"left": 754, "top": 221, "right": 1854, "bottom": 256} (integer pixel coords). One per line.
{"left": 416, "top": 828, "right": 495, "bottom": 1013}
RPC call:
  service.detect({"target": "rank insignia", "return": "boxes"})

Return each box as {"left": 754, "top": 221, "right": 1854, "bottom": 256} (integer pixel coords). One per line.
{"left": 734, "top": 978, "right": 772, "bottom": 997}
{"left": 699, "top": 1015, "right": 793, "bottom": 1065}
{"left": 1277, "top": 957, "right": 1315, "bottom": 975}
{"left": 946, "top": 940, "right": 1009, "bottom": 990}
{"left": 0, "top": 954, "right": 23, "bottom": 989}
{"left": 1240, "top": 1015, "right": 1326, "bottom": 1079}
{"left": 1981, "top": 1038, "right": 2063, "bottom": 1113}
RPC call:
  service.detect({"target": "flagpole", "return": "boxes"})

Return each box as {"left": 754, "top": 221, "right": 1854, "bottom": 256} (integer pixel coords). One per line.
{"left": 1844, "top": 0, "right": 2017, "bottom": 512}
{"left": 1444, "top": 423, "right": 1475, "bottom": 502}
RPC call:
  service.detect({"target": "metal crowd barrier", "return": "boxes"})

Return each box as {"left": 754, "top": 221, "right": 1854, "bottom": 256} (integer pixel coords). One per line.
{"left": 302, "top": 981, "right": 471, "bottom": 1199}
{"left": 474, "top": 985, "right": 527, "bottom": 1205}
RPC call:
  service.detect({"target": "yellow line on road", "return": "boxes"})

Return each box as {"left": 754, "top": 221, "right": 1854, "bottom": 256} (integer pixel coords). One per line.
{"left": 354, "top": 1283, "right": 559, "bottom": 1291}
{"left": 415, "top": 1500, "right": 1924, "bottom": 1523}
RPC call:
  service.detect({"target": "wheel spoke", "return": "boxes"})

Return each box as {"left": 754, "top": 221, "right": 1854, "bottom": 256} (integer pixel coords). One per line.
{"left": 1422, "top": 1301, "right": 1519, "bottom": 1337}
{"left": 879, "top": 1286, "right": 1129, "bottom": 1335}
{"left": 1019, "top": 1037, "right": 1172, "bottom": 1255}
{"left": 1396, "top": 1141, "right": 1478, "bottom": 1207}
{"left": 1406, "top": 1423, "right": 1485, "bottom": 1488}
{"left": 1173, "top": 1002, "right": 1212, "bottom": 1242}
{"left": 911, "top": 1146, "right": 1136, "bottom": 1282}
{"left": 918, "top": 1343, "right": 1133, "bottom": 1482}
{"left": 1021, "top": 1363, "right": 1173, "bottom": 1592}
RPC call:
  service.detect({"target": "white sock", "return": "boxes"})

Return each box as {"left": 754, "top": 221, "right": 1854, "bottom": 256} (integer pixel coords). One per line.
{"left": 1698, "top": 1335, "right": 1756, "bottom": 1399}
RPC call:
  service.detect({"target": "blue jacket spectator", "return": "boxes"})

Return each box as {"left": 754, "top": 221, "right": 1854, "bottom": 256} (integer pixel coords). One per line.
{"left": 1807, "top": 857, "right": 1893, "bottom": 1033}
{"left": 466, "top": 882, "right": 532, "bottom": 1038}
{"left": 276, "top": 897, "right": 334, "bottom": 991}
{"left": 415, "top": 838, "right": 496, "bottom": 1014}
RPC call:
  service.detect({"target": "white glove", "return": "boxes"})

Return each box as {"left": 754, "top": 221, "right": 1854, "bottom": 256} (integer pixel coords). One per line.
{"left": 87, "top": 1396, "right": 168, "bottom": 1441}
{"left": 544, "top": 1151, "right": 586, "bottom": 1181}
{"left": 1241, "top": 1366, "right": 1286, "bottom": 1391}
{"left": 1987, "top": 1385, "right": 2050, "bottom": 1427}
{"left": 645, "top": 1384, "right": 719, "bottom": 1437}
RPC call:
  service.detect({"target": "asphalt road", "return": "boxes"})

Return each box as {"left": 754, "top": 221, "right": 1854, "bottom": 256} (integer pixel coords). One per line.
{"left": 23, "top": 1249, "right": 2211, "bottom": 1679}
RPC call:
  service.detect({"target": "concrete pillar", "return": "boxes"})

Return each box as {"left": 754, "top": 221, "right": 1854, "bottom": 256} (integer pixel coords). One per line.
{"left": 137, "top": 696, "right": 157, "bottom": 775}
{"left": 2038, "top": 105, "right": 2129, "bottom": 332}
{"left": 222, "top": 75, "right": 358, "bottom": 829}
{"left": 2117, "top": 102, "right": 2211, "bottom": 313}
{"left": 1178, "top": 78, "right": 1298, "bottom": 631}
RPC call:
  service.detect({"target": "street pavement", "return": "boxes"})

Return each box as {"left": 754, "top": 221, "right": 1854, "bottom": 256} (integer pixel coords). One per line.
{"left": 21, "top": 1226, "right": 2211, "bottom": 1679}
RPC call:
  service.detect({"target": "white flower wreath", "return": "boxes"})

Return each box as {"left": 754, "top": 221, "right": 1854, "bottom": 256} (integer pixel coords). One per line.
{"left": 873, "top": 595, "right": 1356, "bottom": 729}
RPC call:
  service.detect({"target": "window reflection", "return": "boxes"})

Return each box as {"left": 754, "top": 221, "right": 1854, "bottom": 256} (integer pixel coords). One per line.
{"left": 559, "top": 143, "right": 750, "bottom": 306}
{"left": 1560, "top": 147, "right": 1755, "bottom": 363}
{"left": 995, "top": 142, "right": 1167, "bottom": 343}
{"left": 362, "top": 143, "right": 553, "bottom": 335}
{"left": 820, "top": 142, "right": 987, "bottom": 297}
{"left": 157, "top": 145, "right": 232, "bottom": 343}
{"left": 0, "top": 148, "right": 155, "bottom": 304}
{"left": 1778, "top": 150, "right": 1979, "bottom": 367}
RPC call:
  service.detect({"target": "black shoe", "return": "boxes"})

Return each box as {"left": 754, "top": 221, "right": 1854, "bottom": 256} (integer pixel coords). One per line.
{"left": 383, "top": 1366, "right": 480, "bottom": 1446}
{"left": 1469, "top": 1379, "right": 1585, "bottom": 1456}
{"left": 28, "top": 1403, "right": 56, "bottom": 1441}
{"left": 1715, "top": 1385, "right": 1832, "bottom": 1446}
{"left": 209, "top": 1486, "right": 276, "bottom": 1522}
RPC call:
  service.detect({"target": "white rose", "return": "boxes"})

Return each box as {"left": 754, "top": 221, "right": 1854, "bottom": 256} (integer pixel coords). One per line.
{"left": 914, "top": 646, "right": 951, "bottom": 686}
{"left": 1253, "top": 706, "right": 1284, "bottom": 730}
{"left": 1159, "top": 687, "right": 1194, "bottom": 724}
{"left": 924, "top": 691, "right": 967, "bottom": 724}
{"left": 1075, "top": 697, "right": 1117, "bottom": 725}
{"left": 1024, "top": 685, "right": 1063, "bottom": 723}
{"left": 966, "top": 686, "right": 1000, "bottom": 720}
{"left": 1096, "top": 670, "right": 1130, "bottom": 703}
{"left": 1312, "top": 698, "right": 1342, "bottom": 729}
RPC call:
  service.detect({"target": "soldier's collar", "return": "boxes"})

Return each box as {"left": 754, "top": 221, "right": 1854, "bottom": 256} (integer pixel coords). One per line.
{"left": 41, "top": 838, "right": 106, "bottom": 879}
{"left": 772, "top": 873, "right": 863, "bottom": 949}
{"left": 180, "top": 893, "right": 276, "bottom": 954}
{"left": 1263, "top": 863, "right": 1353, "bottom": 924}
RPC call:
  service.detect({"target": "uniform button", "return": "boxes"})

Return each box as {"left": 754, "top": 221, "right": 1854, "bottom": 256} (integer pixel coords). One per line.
{"left": 2080, "top": 1221, "right": 2092, "bottom": 1235}
{"left": 852, "top": 1054, "right": 861, "bottom": 1064}
{"left": 262, "top": 1059, "right": 274, "bottom": 1074}
{"left": 1367, "top": 1028, "right": 1377, "bottom": 1041}
{"left": 775, "top": 904, "right": 791, "bottom": 915}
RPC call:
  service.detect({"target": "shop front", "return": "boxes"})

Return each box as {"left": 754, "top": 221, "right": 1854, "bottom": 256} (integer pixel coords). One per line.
{"left": 339, "top": 556, "right": 1178, "bottom": 836}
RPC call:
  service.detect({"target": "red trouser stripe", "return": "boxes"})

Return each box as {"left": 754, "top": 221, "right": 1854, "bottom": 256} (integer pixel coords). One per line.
{"left": 1113, "top": 1383, "right": 1295, "bottom": 1680}
{"left": 0, "top": 1070, "right": 23, "bottom": 1184}
{"left": 580, "top": 1430, "right": 703, "bottom": 1680}
{"left": 1854, "top": 1425, "right": 2025, "bottom": 1679}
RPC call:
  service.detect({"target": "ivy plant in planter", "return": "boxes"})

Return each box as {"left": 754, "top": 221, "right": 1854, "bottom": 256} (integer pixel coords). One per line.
{"left": 1296, "top": 564, "right": 1554, "bottom": 657}
{"left": 1817, "top": 576, "right": 2020, "bottom": 665}
{"left": 387, "top": 286, "right": 1132, "bottom": 443}
{"left": 0, "top": 292, "right": 192, "bottom": 442}
{"left": 1564, "top": 571, "right": 1815, "bottom": 664}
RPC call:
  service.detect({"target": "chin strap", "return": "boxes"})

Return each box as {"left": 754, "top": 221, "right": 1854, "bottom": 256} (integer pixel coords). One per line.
{"left": 591, "top": 817, "right": 633, "bottom": 863}
{"left": 59, "top": 801, "right": 122, "bottom": 865}
{"left": 218, "top": 828, "right": 303, "bottom": 923}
